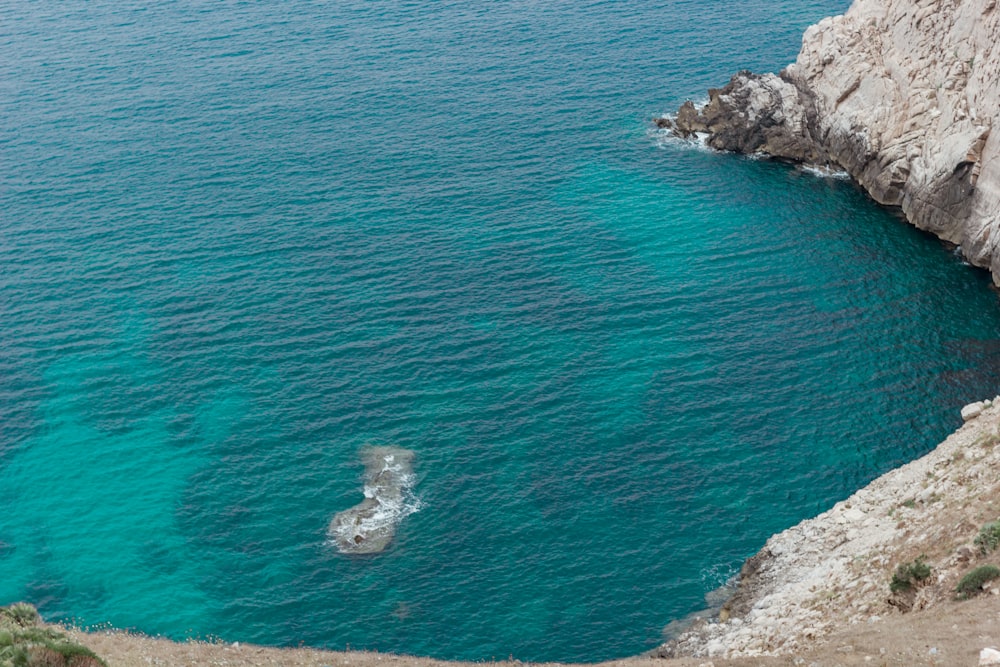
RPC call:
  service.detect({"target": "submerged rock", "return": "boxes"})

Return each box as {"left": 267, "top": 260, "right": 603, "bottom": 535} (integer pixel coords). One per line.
{"left": 328, "top": 446, "right": 418, "bottom": 555}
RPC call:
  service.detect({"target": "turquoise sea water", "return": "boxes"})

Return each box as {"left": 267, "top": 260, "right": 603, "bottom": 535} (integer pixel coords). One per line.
{"left": 3, "top": 1, "right": 1000, "bottom": 662}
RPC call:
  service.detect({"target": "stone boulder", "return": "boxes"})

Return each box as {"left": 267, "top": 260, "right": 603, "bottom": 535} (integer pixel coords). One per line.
{"left": 963, "top": 401, "right": 987, "bottom": 421}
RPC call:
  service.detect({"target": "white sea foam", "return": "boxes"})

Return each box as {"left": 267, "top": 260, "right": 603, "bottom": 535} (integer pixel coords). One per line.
{"left": 661, "top": 564, "right": 739, "bottom": 641}
{"left": 649, "top": 98, "right": 715, "bottom": 153}
{"left": 328, "top": 446, "right": 421, "bottom": 554}
{"left": 649, "top": 123, "right": 713, "bottom": 152}
{"left": 700, "top": 561, "right": 739, "bottom": 591}
{"left": 800, "top": 163, "right": 850, "bottom": 179}
{"left": 952, "top": 244, "right": 973, "bottom": 266}
{"left": 649, "top": 98, "right": 713, "bottom": 152}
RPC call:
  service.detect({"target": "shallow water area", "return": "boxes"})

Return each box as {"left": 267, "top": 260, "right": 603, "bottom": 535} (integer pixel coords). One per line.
{"left": 3, "top": 1, "right": 1000, "bottom": 663}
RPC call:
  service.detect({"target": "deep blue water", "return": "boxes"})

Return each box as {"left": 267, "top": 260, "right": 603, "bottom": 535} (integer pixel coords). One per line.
{"left": 3, "top": 1, "right": 1000, "bottom": 663}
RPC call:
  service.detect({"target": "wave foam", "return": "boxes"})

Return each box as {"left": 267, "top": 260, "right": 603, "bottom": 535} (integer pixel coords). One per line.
{"left": 800, "top": 164, "right": 850, "bottom": 179}
{"left": 328, "top": 446, "right": 421, "bottom": 555}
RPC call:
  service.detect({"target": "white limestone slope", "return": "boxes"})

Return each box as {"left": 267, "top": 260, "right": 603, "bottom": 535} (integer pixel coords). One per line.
{"left": 783, "top": 0, "right": 1000, "bottom": 276}
{"left": 660, "top": 399, "right": 1000, "bottom": 658}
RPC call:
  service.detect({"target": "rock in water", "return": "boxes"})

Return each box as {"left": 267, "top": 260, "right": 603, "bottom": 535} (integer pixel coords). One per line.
{"left": 329, "top": 446, "right": 418, "bottom": 554}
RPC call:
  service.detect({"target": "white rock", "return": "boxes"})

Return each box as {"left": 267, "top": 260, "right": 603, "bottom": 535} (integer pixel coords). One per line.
{"left": 844, "top": 508, "right": 865, "bottom": 522}
{"left": 963, "top": 402, "right": 986, "bottom": 421}
{"left": 734, "top": 0, "right": 1000, "bottom": 282}
{"left": 980, "top": 647, "right": 1000, "bottom": 665}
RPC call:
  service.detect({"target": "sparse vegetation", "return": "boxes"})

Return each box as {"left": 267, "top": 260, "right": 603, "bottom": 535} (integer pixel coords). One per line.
{"left": 975, "top": 431, "right": 1000, "bottom": 448}
{"left": 890, "top": 556, "right": 932, "bottom": 593}
{"left": 0, "top": 604, "right": 39, "bottom": 628}
{"left": 956, "top": 565, "right": 1000, "bottom": 599}
{"left": 0, "top": 603, "right": 104, "bottom": 667}
{"left": 974, "top": 520, "right": 1000, "bottom": 554}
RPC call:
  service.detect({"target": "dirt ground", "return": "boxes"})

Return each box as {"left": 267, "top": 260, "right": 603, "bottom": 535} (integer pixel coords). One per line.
{"left": 64, "top": 594, "right": 1000, "bottom": 667}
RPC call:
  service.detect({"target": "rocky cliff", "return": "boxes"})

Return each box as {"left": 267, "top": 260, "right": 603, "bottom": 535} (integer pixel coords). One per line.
{"left": 655, "top": 398, "right": 1000, "bottom": 660}
{"left": 660, "top": 0, "right": 1000, "bottom": 281}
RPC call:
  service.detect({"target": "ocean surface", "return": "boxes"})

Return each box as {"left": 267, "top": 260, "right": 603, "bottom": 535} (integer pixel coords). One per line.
{"left": 3, "top": 1, "right": 1000, "bottom": 662}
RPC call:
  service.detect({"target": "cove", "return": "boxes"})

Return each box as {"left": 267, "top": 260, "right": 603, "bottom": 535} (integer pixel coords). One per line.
{"left": 2, "top": 0, "right": 1000, "bottom": 663}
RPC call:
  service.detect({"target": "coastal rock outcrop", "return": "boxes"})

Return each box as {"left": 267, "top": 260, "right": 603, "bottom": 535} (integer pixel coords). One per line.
{"left": 661, "top": 0, "right": 1000, "bottom": 281}
{"left": 328, "top": 446, "right": 419, "bottom": 555}
{"left": 656, "top": 397, "right": 1000, "bottom": 659}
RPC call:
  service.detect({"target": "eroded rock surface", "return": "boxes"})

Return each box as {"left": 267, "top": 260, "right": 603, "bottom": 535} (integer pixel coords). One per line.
{"left": 329, "top": 446, "right": 418, "bottom": 555}
{"left": 661, "top": 0, "right": 1000, "bottom": 281}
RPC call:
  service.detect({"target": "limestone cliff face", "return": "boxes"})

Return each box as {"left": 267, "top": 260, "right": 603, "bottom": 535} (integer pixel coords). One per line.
{"left": 664, "top": 0, "right": 1000, "bottom": 280}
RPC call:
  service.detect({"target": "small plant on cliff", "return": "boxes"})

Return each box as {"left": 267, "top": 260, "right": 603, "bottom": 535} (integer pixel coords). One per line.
{"left": 975, "top": 431, "right": 1000, "bottom": 448}
{"left": 0, "top": 603, "right": 39, "bottom": 628}
{"left": 890, "top": 556, "right": 932, "bottom": 593}
{"left": 0, "top": 603, "right": 105, "bottom": 666}
{"left": 975, "top": 520, "right": 1000, "bottom": 554}
{"left": 956, "top": 565, "right": 1000, "bottom": 599}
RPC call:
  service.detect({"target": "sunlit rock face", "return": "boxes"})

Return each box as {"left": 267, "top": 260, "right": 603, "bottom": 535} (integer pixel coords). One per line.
{"left": 663, "top": 0, "right": 1000, "bottom": 282}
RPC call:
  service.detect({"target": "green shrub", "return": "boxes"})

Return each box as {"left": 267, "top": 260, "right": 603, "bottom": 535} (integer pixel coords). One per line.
{"left": 890, "top": 556, "right": 932, "bottom": 593}
{"left": 956, "top": 564, "right": 1000, "bottom": 599}
{"left": 0, "top": 604, "right": 104, "bottom": 666}
{"left": 975, "top": 520, "right": 1000, "bottom": 554}
{"left": 0, "top": 603, "right": 40, "bottom": 628}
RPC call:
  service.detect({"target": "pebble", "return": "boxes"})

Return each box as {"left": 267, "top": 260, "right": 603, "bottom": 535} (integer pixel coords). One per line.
{"left": 981, "top": 647, "right": 1000, "bottom": 665}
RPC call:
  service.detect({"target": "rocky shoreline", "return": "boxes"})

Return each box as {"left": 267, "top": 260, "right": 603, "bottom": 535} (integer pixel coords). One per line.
{"left": 649, "top": 1, "right": 1000, "bottom": 658}
{"left": 658, "top": 0, "right": 1000, "bottom": 283}
{"left": 653, "top": 398, "right": 1000, "bottom": 660}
